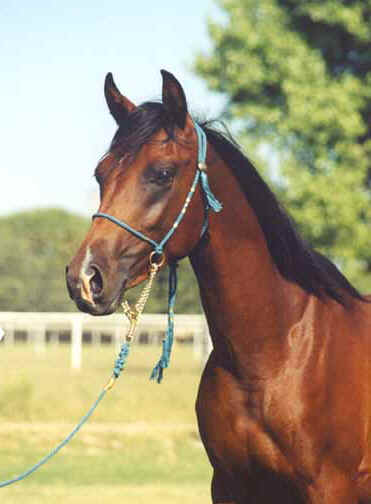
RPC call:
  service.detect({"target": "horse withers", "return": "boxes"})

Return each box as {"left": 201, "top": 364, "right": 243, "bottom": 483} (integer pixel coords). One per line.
{"left": 66, "top": 70, "right": 371, "bottom": 503}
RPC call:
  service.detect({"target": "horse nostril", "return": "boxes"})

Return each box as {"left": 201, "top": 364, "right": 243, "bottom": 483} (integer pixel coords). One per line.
{"left": 89, "top": 265, "right": 104, "bottom": 297}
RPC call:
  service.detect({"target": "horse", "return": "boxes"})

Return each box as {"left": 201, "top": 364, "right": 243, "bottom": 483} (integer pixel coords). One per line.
{"left": 66, "top": 70, "right": 371, "bottom": 503}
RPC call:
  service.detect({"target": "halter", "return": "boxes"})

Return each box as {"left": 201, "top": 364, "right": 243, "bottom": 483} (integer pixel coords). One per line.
{"left": 93, "top": 121, "right": 222, "bottom": 382}
{"left": 0, "top": 122, "right": 222, "bottom": 489}
{"left": 93, "top": 122, "right": 222, "bottom": 256}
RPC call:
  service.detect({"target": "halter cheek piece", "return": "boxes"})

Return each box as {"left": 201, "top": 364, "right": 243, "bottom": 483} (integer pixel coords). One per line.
{"left": 92, "top": 122, "right": 222, "bottom": 383}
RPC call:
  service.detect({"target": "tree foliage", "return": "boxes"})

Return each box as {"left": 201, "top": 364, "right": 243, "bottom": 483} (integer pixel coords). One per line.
{"left": 195, "top": 0, "right": 371, "bottom": 291}
{"left": 0, "top": 208, "right": 201, "bottom": 313}
{"left": 0, "top": 209, "right": 89, "bottom": 311}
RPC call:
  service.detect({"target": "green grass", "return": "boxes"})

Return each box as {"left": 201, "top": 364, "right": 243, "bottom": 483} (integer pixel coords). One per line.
{"left": 0, "top": 344, "right": 212, "bottom": 503}
{"left": 2, "top": 484, "right": 210, "bottom": 504}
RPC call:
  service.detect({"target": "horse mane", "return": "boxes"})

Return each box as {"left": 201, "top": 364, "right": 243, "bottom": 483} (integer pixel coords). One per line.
{"left": 110, "top": 101, "right": 176, "bottom": 157}
{"left": 109, "top": 101, "right": 365, "bottom": 306}
{"left": 201, "top": 122, "right": 366, "bottom": 306}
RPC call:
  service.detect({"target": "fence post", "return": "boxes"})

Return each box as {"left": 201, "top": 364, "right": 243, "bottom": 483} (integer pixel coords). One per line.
{"left": 31, "top": 324, "right": 46, "bottom": 354}
{"left": 49, "top": 331, "right": 59, "bottom": 345}
{"left": 71, "top": 316, "right": 82, "bottom": 370}
{"left": 92, "top": 330, "right": 100, "bottom": 345}
{"left": 3, "top": 323, "right": 14, "bottom": 345}
{"left": 114, "top": 326, "right": 122, "bottom": 353}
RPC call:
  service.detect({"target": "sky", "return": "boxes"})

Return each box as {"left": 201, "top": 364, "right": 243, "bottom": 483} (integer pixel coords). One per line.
{"left": 0, "top": 1, "right": 226, "bottom": 217}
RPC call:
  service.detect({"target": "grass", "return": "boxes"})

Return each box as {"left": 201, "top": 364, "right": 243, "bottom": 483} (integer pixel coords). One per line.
{"left": 0, "top": 343, "right": 212, "bottom": 503}
{"left": 2, "top": 484, "right": 210, "bottom": 504}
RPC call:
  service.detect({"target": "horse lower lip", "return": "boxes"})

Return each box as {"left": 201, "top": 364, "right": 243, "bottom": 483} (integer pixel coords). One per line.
{"left": 75, "top": 297, "right": 112, "bottom": 316}
{"left": 75, "top": 297, "right": 95, "bottom": 313}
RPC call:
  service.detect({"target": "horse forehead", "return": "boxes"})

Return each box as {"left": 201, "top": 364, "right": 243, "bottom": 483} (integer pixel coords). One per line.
{"left": 145, "top": 131, "right": 192, "bottom": 160}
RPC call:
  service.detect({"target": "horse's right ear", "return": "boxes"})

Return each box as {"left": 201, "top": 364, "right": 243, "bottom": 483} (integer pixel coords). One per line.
{"left": 104, "top": 73, "right": 136, "bottom": 124}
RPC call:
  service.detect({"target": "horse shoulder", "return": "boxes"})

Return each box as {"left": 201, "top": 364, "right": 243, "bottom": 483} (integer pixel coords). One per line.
{"left": 262, "top": 295, "right": 371, "bottom": 478}
{"left": 196, "top": 351, "right": 294, "bottom": 476}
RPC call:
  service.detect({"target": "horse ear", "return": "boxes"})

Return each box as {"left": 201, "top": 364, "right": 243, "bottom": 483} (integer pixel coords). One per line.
{"left": 104, "top": 73, "right": 136, "bottom": 124}
{"left": 161, "top": 70, "right": 188, "bottom": 130}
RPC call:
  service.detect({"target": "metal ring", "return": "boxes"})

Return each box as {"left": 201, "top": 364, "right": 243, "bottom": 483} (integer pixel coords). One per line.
{"left": 149, "top": 251, "right": 166, "bottom": 267}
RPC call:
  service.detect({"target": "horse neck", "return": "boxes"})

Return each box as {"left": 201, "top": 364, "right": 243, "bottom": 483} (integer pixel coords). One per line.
{"left": 189, "top": 147, "right": 308, "bottom": 379}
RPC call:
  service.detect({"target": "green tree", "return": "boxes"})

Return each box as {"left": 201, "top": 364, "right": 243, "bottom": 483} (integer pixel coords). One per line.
{"left": 195, "top": 0, "right": 371, "bottom": 291}
{"left": 0, "top": 208, "right": 89, "bottom": 311}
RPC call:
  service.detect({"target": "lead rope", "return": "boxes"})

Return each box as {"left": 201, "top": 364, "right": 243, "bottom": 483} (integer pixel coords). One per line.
{"left": 0, "top": 258, "right": 162, "bottom": 488}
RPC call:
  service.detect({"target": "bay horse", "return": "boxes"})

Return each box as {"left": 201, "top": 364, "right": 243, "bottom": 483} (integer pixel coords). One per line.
{"left": 66, "top": 70, "right": 371, "bottom": 503}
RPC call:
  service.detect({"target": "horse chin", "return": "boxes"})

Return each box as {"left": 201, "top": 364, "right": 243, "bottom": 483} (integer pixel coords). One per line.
{"left": 74, "top": 297, "right": 116, "bottom": 316}
{"left": 101, "top": 278, "right": 128, "bottom": 315}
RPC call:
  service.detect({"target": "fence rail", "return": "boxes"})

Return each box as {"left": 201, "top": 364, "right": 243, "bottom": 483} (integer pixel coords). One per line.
{"left": 0, "top": 312, "right": 212, "bottom": 369}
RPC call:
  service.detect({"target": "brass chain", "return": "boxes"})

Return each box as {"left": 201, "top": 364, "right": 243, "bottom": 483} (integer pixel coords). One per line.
{"left": 121, "top": 261, "right": 160, "bottom": 343}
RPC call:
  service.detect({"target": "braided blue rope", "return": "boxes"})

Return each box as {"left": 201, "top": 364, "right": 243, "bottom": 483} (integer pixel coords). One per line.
{"left": 113, "top": 341, "right": 131, "bottom": 377}
{"left": 0, "top": 339, "right": 131, "bottom": 488}
{"left": 91, "top": 213, "right": 161, "bottom": 251}
{"left": 0, "top": 388, "right": 107, "bottom": 488}
{"left": 150, "top": 263, "right": 178, "bottom": 383}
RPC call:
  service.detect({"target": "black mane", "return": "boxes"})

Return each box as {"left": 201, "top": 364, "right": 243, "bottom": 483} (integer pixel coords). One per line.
{"left": 202, "top": 124, "right": 365, "bottom": 306}
{"left": 110, "top": 101, "right": 365, "bottom": 306}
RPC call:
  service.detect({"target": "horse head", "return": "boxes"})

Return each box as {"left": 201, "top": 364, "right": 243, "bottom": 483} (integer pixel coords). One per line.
{"left": 66, "top": 71, "right": 207, "bottom": 315}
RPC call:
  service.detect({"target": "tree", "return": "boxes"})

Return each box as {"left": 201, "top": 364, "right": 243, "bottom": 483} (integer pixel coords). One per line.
{"left": 0, "top": 209, "right": 89, "bottom": 311}
{"left": 195, "top": 0, "right": 371, "bottom": 291}
{"left": 0, "top": 208, "right": 201, "bottom": 313}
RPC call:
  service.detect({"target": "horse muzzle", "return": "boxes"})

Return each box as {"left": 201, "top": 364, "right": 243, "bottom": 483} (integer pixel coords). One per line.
{"left": 65, "top": 262, "right": 126, "bottom": 316}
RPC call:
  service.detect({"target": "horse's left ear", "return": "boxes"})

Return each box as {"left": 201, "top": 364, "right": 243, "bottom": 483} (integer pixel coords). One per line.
{"left": 161, "top": 70, "right": 188, "bottom": 130}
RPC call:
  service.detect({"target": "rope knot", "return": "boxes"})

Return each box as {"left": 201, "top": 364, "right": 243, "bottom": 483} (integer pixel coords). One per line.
{"left": 113, "top": 342, "right": 131, "bottom": 378}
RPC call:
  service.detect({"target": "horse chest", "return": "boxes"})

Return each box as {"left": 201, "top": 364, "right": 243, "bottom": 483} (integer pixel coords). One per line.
{"left": 196, "top": 356, "right": 297, "bottom": 478}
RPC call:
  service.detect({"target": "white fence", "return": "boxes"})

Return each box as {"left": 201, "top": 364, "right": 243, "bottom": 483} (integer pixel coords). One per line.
{"left": 0, "top": 312, "right": 212, "bottom": 369}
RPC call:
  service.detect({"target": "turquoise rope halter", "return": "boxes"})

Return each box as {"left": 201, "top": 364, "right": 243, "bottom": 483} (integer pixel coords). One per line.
{"left": 93, "top": 121, "right": 222, "bottom": 382}
{"left": 0, "top": 121, "right": 221, "bottom": 489}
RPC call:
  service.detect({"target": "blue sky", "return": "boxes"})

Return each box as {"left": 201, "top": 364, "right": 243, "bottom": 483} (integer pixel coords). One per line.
{"left": 0, "top": 1, "right": 225, "bottom": 216}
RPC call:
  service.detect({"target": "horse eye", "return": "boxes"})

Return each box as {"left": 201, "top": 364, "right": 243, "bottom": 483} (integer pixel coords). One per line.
{"left": 157, "top": 169, "right": 173, "bottom": 182}
{"left": 148, "top": 165, "right": 176, "bottom": 186}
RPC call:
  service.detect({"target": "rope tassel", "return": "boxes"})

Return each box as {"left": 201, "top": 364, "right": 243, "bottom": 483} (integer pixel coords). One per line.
{"left": 150, "top": 263, "right": 178, "bottom": 383}
{"left": 199, "top": 169, "right": 223, "bottom": 213}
